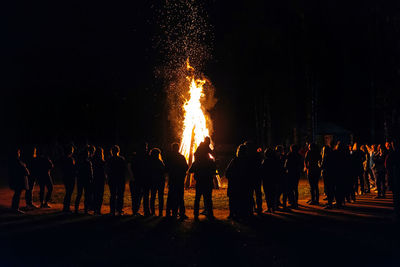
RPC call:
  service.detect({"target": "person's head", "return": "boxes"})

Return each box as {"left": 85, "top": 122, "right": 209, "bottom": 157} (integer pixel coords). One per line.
{"left": 204, "top": 136, "right": 211, "bottom": 146}
{"left": 150, "top": 148, "right": 162, "bottom": 161}
{"left": 16, "top": 148, "right": 21, "bottom": 159}
{"left": 95, "top": 147, "right": 104, "bottom": 161}
{"left": 244, "top": 140, "right": 256, "bottom": 152}
{"left": 322, "top": 145, "right": 332, "bottom": 158}
{"left": 377, "top": 144, "right": 382, "bottom": 152}
{"left": 81, "top": 146, "right": 91, "bottom": 159}
{"left": 371, "top": 144, "right": 376, "bottom": 151}
{"left": 65, "top": 145, "right": 74, "bottom": 157}
{"left": 335, "top": 142, "right": 343, "bottom": 152}
{"left": 308, "top": 143, "right": 318, "bottom": 152}
{"left": 290, "top": 144, "right": 299, "bottom": 154}
{"left": 171, "top": 143, "right": 180, "bottom": 153}
{"left": 360, "top": 145, "right": 365, "bottom": 152}
{"left": 385, "top": 142, "right": 392, "bottom": 151}
{"left": 111, "top": 145, "right": 120, "bottom": 157}
{"left": 275, "top": 145, "right": 284, "bottom": 156}
{"left": 36, "top": 146, "right": 47, "bottom": 157}
{"left": 87, "top": 145, "right": 96, "bottom": 157}
{"left": 236, "top": 144, "right": 247, "bottom": 158}
{"left": 392, "top": 140, "right": 397, "bottom": 151}
{"left": 138, "top": 142, "right": 148, "bottom": 154}
{"left": 352, "top": 142, "right": 358, "bottom": 151}
{"left": 264, "top": 148, "right": 275, "bottom": 159}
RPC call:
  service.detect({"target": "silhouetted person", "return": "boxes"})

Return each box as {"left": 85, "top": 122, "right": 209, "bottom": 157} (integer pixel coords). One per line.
{"left": 188, "top": 136, "right": 214, "bottom": 189}
{"left": 75, "top": 146, "right": 93, "bottom": 214}
{"left": 284, "top": 144, "right": 303, "bottom": 209}
{"left": 260, "top": 148, "right": 280, "bottom": 213}
{"left": 321, "top": 145, "right": 334, "bottom": 209}
{"left": 149, "top": 148, "right": 166, "bottom": 216}
{"left": 60, "top": 145, "right": 76, "bottom": 212}
{"left": 130, "top": 142, "right": 150, "bottom": 216}
{"left": 165, "top": 143, "right": 188, "bottom": 219}
{"left": 373, "top": 146, "right": 386, "bottom": 198}
{"left": 36, "top": 148, "right": 54, "bottom": 208}
{"left": 87, "top": 145, "right": 96, "bottom": 211}
{"left": 390, "top": 141, "right": 400, "bottom": 219}
{"left": 106, "top": 145, "right": 126, "bottom": 216}
{"left": 93, "top": 147, "right": 107, "bottom": 215}
{"left": 332, "top": 142, "right": 350, "bottom": 208}
{"left": 385, "top": 142, "right": 395, "bottom": 192}
{"left": 367, "top": 144, "right": 377, "bottom": 190}
{"left": 9, "top": 148, "right": 29, "bottom": 213}
{"left": 194, "top": 136, "right": 213, "bottom": 159}
{"left": 360, "top": 145, "right": 370, "bottom": 193}
{"left": 225, "top": 143, "right": 251, "bottom": 219}
{"left": 275, "top": 145, "right": 288, "bottom": 209}
{"left": 24, "top": 147, "right": 38, "bottom": 209}
{"left": 304, "top": 143, "right": 321, "bottom": 205}
{"left": 244, "top": 141, "right": 263, "bottom": 215}
{"left": 351, "top": 143, "right": 366, "bottom": 199}
{"left": 189, "top": 147, "right": 217, "bottom": 220}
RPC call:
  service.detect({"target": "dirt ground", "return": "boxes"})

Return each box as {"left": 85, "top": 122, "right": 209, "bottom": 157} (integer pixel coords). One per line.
{"left": 0, "top": 180, "right": 399, "bottom": 267}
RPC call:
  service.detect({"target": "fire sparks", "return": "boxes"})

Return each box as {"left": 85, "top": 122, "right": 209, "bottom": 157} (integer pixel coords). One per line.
{"left": 179, "top": 58, "right": 211, "bottom": 163}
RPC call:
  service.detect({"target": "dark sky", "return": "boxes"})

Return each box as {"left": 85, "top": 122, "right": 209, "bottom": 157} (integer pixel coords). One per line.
{"left": 2, "top": 1, "right": 400, "bottom": 151}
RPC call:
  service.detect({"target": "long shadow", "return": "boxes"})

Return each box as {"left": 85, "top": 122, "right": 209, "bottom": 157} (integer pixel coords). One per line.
{"left": 355, "top": 200, "right": 394, "bottom": 207}
{"left": 338, "top": 204, "right": 395, "bottom": 215}
{"left": 267, "top": 204, "right": 393, "bottom": 222}
{"left": 0, "top": 210, "right": 70, "bottom": 226}
{"left": 0, "top": 213, "right": 99, "bottom": 236}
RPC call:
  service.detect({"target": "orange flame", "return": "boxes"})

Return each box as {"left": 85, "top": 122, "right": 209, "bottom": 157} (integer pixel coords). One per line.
{"left": 179, "top": 58, "right": 211, "bottom": 163}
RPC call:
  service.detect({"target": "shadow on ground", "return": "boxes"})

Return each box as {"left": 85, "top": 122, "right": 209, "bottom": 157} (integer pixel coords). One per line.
{"left": 0, "top": 187, "right": 399, "bottom": 266}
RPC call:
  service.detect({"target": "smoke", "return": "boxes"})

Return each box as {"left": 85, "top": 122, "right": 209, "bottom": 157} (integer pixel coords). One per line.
{"left": 154, "top": 0, "right": 217, "bottom": 141}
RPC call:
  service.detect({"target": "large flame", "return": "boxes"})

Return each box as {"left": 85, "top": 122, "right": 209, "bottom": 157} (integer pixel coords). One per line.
{"left": 179, "top": 58, "right": 210, "bottom": 163}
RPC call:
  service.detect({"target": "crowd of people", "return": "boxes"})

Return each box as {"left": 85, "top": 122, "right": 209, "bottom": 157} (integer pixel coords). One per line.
{"left": 7, "top": 137, "right": 400, "bottom": 220}
{"left": 225, "top": 140, "right": 400, "bottom": 219}
{"left": 8, "top": 140, "right": 213, "bottom": 221}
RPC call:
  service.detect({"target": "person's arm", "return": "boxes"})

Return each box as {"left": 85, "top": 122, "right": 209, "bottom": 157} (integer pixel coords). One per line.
{"left": 304, "top": 152, "right": 309, "bottom": 171}
{"left": 188, "top": 161, "right": 196, "bottom": 173}
{"left": 225, "top": 159, "right": 235, "bottom": 179}
{"left": 22, "top": 162, "right": 30, "bottom": 176}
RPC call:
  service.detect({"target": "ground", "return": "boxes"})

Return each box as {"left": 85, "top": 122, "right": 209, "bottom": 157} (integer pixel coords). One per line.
{"left": 0, "top": 180, "right": 399, "bottom": 267}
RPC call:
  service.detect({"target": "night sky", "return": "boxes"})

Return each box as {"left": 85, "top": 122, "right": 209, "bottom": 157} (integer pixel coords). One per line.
{"left": 2, "top": 1, "right": 400, "bottom": 152}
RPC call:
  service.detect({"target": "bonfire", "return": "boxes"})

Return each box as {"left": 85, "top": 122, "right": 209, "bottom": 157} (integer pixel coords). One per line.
{"left": 179, "top": 59, "right": 221, "bottom": 188}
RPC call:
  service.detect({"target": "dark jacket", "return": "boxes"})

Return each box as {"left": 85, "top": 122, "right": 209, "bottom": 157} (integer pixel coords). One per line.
{"left": 93, "top": 158, "right": 107, "bottom": 184}
{"left": 305, "top": 150, "right": 321, "bottom": 175}
{"left": 165, "top": 152, "right": 188, "bottom": 186}
{"left": 225, "top": 156, "right": 250, "bottom": 197}
{"left": 260, "top": 156, "right": 280, "bottom": 188}
{"left": 9, "top": 158, "right": 29, "bottom": 190}
{"left": 149, "top": 157, "right": 165, "bottom": 186}
{"left": 130, "top": 153, "right": 150, "bottom": 186}
{"left": 36, "top": 156, "right": 54, "bottom": 183}
{"left": 189, "top": 157, "right": 216, "bottom": 189}
{"left": 77, "top": 157, "right": 93, "bottom": 183}
{"left": 60, "top": 155, "right": 76, "bottom": 181}
{"left": 285, "top": 152, "right": 303, "bottom": 178}
{"left": 106, "top": 156, "right": 126, "bottom": 184}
